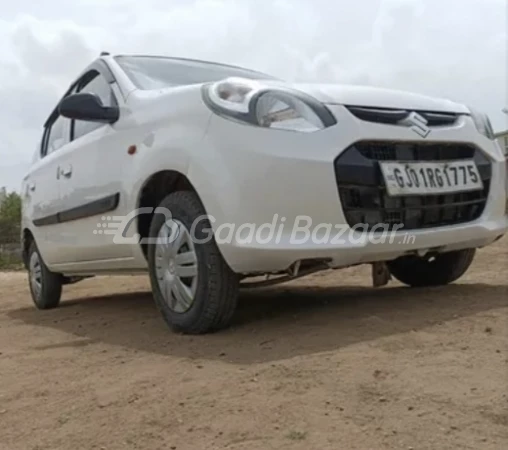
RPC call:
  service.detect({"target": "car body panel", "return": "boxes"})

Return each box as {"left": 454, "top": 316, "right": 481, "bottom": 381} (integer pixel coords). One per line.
{"left": 289, "top": 83, "right": 468, "bottom": 113}
{"left": 45, "top": 84, "right": 212, "bottom": 273}
{"left": 21, "top": 54, "right": 508, "bottom": 276}
{"left": 22, "top": 149, "right": 63, "bottom": 265}
{"left": 189, "top": 104, "right": 507, "bottom": 273}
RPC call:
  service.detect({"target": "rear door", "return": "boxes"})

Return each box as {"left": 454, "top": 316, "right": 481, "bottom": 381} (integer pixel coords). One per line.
{"left": 23, "top": 115, "right": 72, "bottom": 266}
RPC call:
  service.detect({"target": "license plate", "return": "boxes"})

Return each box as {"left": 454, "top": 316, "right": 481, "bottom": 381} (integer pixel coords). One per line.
{"left": 380, "top": 160, "right": 483, "bottom": 196}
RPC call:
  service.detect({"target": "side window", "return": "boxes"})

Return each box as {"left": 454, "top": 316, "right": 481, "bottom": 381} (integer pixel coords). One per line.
{"left": 73, "top": 72, "right": 116, "bottom": 140}
{"left": 43, "top": 115, "right": 70, "bottom": 156}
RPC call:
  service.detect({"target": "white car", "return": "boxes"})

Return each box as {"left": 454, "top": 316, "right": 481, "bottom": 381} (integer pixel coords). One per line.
{"left": 21, "top": 53, "right": 508, "bottom": 334}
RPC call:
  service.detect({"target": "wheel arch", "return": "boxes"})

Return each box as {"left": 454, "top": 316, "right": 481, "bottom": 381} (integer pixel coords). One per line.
{"left": 136, "top": 170, "right": 203, "bottom": 259}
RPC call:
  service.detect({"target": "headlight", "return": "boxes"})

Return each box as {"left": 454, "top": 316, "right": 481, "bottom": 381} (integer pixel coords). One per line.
{"left": 202, "top": 77, "right": 336, "bottom": 132}
{"left": 469, "top": 107, "right": 495, "bottom": 140}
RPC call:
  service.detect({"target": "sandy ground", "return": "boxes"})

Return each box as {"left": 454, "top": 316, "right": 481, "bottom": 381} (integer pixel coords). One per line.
{"left": 0, "top": 240, "right": 507, "bottom": 450}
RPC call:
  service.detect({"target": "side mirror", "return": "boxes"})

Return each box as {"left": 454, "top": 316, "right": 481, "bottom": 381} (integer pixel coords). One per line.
{"left": 59, "top": 93, "right": 119, "bottom": 124}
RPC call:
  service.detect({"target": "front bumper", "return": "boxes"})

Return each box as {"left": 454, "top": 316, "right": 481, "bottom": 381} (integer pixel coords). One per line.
{"left": 191, "top": 105, "right": 508, "bottom": 274}
{"left": 335, "top": 141, "right": 491, "bottom": 230}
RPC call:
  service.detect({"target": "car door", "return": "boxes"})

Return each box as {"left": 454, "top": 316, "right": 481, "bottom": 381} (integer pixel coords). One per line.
{"left": 50, "top": 67, "right": 135, "bottom": 266}
{"left": 23, "top": 114, "right": 72, "bottom": 267}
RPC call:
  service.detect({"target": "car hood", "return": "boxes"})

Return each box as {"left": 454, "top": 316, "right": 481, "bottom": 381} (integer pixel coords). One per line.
{"left": 259, "top": 80, "right": 469, "bottom": 114}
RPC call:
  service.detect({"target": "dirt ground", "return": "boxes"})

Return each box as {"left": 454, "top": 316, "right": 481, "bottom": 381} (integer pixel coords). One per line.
{"left": 0, "top": 240, "right": 507, "bottom": 450}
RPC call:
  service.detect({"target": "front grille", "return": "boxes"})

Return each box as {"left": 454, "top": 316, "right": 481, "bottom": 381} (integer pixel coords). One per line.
{"left": 346, "top": 106, "right": 459, "bottom": 127}
{"left": 356, "top": 141, "right": 475, "bottom": 161}
{"left": 339, "top": 184, "right": 490, "bottom": 230}
{"left": 335, "top": 142, "right": 492, "bottom": 231}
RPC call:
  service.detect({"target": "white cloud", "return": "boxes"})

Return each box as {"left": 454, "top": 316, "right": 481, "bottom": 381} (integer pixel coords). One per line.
{"left": 0, "top": 0, "right": 506, "bottom": 190}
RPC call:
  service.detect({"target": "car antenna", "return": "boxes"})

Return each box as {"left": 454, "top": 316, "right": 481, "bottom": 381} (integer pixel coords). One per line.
{"left": 100, "top": 51, "right": 110, "bottom": 56}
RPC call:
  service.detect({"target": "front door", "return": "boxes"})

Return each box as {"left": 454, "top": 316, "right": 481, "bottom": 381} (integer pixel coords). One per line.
{"left": 50, "top": 68, "right": 134, "bottom": 266}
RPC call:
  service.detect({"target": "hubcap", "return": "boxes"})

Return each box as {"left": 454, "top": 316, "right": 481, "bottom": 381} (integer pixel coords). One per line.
{"left": 155, "top": 219, "right": 198, "bottom": 313}
{"left": 29, "top": 252, "right": 42, "bottom": 301}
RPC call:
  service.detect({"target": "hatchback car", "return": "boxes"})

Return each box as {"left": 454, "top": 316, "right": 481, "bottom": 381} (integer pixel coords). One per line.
{"left": 21, "top": 53, "right": 508, "bottom": 334}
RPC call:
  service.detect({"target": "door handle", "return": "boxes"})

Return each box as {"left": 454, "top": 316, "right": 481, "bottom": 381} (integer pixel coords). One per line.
{"left": 59, "top": 165, "right": 73, "bottom": 178}
{"left": 25, "top": 182, "right": 36, "bottom": 196}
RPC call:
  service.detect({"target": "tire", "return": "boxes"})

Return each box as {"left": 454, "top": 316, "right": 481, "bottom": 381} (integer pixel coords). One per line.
{"left": 27, "top": 241, "right": 62, "bottom": 309}
{"left": 387, "top": 248, "right": 476, "bottom": 287}
{"left": 147, "top": 191, "right": 239, "bottom": 334}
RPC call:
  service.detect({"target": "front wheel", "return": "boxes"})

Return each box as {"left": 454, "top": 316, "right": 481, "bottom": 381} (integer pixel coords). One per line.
{"left": 147, "top": 191, "right": 239, "bottom": 334}
{"left": 387, "top": 249, "right": 476, "bottom": 287}
{"left": 27, "top": 241, "right": 63, "bottom": 309}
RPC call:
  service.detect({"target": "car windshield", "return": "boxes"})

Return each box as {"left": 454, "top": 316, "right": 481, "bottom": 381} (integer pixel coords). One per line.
{"left": 114, "top": 55, "right": 278, "bottom": 90}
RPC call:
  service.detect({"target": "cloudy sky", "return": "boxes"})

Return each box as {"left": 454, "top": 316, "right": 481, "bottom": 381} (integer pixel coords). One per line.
{"left": 1, "top": 0, "right": 506, "bottom": 190}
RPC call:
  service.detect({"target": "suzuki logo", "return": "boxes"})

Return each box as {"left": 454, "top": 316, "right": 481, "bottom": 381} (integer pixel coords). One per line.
{"left": 400, "top": 112, "right": 431, "bottom": 138}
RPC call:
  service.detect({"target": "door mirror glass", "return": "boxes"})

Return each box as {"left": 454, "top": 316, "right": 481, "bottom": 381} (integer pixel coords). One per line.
{"left": 59, "top": 93, "right": 119, "bottom": 124}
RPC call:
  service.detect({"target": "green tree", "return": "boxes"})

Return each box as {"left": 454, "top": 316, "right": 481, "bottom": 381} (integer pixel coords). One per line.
{"left": 0, "top": 191, "right": 21, "bottom": 221}
{"left": 0, "top": 190, "right": 22, "bottom": 244}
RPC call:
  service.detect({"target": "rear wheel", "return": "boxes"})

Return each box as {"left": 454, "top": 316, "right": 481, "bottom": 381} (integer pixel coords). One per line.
{"left": 27, "top": 242, "right": 62, "bottom": 309}
{"left": 147, "top": 191, "right": 239, "bottom": 334}
{"left": 387, "top": 249, "right": 476, "bottom": 287}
